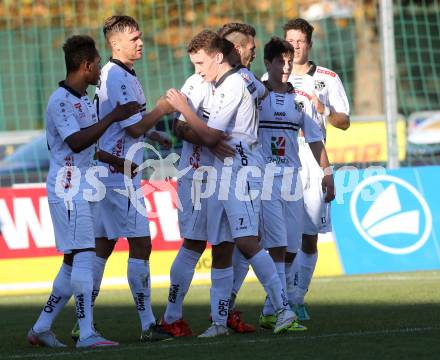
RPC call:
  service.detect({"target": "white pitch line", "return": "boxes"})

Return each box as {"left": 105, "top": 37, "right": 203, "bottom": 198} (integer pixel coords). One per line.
{"left": 314, "top": 274, "right": 440, "bottom": 283}
{"left": 2, "top": 326, "right": 439, "bottom": 360}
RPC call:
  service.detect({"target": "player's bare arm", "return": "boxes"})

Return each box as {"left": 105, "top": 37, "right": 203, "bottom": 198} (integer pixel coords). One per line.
{"left": 166, "top": 88, "right": 223, "bottom": 147}
{"left": 124, "top": 97, "right": 172, "bottom": 138}
{"left": 312, "top": 92, "right": 350, "bottom": 130}
{"left": 96, "top": 150, "right": 137, "bottom": 178}
{"left": 308, "top": 140, "right": 335, "bottom": 202}
{"left": 65, "top": 101, "right": 141, "bottom": 153}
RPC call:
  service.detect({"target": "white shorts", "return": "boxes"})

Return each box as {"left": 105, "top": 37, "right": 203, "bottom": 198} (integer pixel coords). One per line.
{"left": 259, "top": 172, "right": 303, "bottom": 253}
{"left": 94, "top": 186, "right": 150, "bottom": 240}
{"left": 49, "top": 200, "right": 96, "bottom": 253}
{"left": 299, "top": 141, "right": 332, "bottom": 234}
{"left": 207, "top": 177, "right": 261, "bottom": 246}
{"left": 177, "top": 177, "right": 208, "bottom": 241}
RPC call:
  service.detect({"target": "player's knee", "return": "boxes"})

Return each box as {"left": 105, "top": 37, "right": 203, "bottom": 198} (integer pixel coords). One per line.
{"left": 211, "top": 242, "right": 234, "bottom": 268}
{"left": 268, "top": 247, "right": 286, "bottom": 262}
{"left": 95, "top": 237, "right": 116, "bottom": 259}
{"left": 302, "top": 234, "right": 318, "bottom": 254}
{"left": 128, "top": 236, "right": 152, "bottom": 260}
{"left": 183, "top": 239, "right": 206, "bottom": 254}
{"left": 236, "top": 236, "right": 261, "bottom": 259}
{"left": 285, "top": 252, "right": 296, "bottom": 263}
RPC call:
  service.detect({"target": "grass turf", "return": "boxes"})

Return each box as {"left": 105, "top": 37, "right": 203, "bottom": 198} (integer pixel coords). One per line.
{"left": 1, "top": 271, "right": 440, "bottom": 360}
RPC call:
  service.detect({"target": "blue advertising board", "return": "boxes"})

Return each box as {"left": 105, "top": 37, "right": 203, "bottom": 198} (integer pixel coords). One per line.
{"left": 332, "top": 165, "right": 440, "bottom": 274}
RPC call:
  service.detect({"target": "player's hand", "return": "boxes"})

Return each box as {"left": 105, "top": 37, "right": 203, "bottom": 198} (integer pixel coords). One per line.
{"left": 156, "top": 95, "right": 176, "bottom": 115}
{"left": 321, "top": 173, "right": 335, "bottom": 203}
{"left": 166, "top": 89, "right": 189, "bottom": 114}
{"left": 112, "top": 157, "right": 138, "bottom": 178}
{"left": 210, "top": 133, "right": 235, "bottom": 160}
{"left": 111, "top": 101, "right": 142, "bottom": 122}
{"left": 311, "top": 92, "right": 326, "bottom": 115}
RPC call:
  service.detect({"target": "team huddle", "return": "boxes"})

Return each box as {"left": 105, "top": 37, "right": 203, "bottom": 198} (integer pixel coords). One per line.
{"left": 27, "top": 15, "right": 350, "bottom": 348}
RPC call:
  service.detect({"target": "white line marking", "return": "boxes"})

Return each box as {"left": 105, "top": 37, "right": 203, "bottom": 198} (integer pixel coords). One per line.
{"left": 3, "top": 326, "right": 439, "bottom": 359}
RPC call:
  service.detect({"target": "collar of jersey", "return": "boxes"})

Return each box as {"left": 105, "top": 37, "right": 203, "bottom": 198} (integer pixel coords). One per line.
{"left": 110, "top": 58, "right": 136, "bottom": 76}
{"left": 307, "top": 61, "right": 317, "bottom": 76}
{"left": 58, "top": 81, "right": 85, "bottom": 99}
{"left": 214, "top": 66, "right": 241, "bottom": 88}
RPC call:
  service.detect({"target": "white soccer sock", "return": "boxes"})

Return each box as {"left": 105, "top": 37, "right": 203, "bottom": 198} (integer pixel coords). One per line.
{"left": 164, "top": 247, "right": 201, "bottom": 323}
{"left": 285, "top": 260, "right": 295, "bottom": 304}
{"left": 294, "top": 249, "right": 318, "bottom": 304}
{"left": 71, "top": 251, "right": 95, "bottom": 340}
{"left": 262, "top": 262, "right": 286, "bottom": 316}
{"left": 33, "top": 263, "right": 72, "bottom": 333}
{"left": 92, "top": 256, "right": 107, "bottom": 307}
{"left": 127, "top": 258, "right": 156, "bottom": 331}
{"left": 230, "top": 247, "right": 249, "bottom": 309}
{"left": 249, "top": 250, "right": 288, "bottom": 312}
{"left": 210, "top": 267, "right": 233, "bottom": 327}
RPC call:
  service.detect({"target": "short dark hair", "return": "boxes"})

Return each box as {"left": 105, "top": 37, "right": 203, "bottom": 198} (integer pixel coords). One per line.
{"left": 62, "top": 35, "right": 98, "bottom": 73}
{"left": 187, "top": 29, "right": 234, "bottom": 57}
{"left": 283, "top": 18, "right": 314, "bottom": 44}
{"left": 103, "top": 15, "right": 139, "bottom": 40}
{"left": 264, "top": 37, "right": 294, "bottom": 62}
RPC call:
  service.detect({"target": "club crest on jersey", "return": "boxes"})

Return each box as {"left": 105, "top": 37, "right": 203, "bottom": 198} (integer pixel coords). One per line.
{"left": 271, "top": 136, "right": 285, "bottom": 157}
{"left": 314, "top": 80, "right": 326, "bottom": 91}
{"left": 295, "top": 101, "right": 305, "bottom": 112}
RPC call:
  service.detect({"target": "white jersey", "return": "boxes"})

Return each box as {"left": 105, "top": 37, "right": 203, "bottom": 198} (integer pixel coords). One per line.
{"left": 95, "top": 59, "right": 147, "bottom": 187}
{"left": 46, "top": 81, "right": 98, "bottom": 202}
{"left": 178, "top": 74, "right": 215, "bottom": 178}
{"left": 262, "top": 62, "right": 349, "bottom": 139}
{"left": 208, "top": 67, "right": 266, "bottom": 173}
{"left": 258, "top": 85, "right": 323, "bottom": 171}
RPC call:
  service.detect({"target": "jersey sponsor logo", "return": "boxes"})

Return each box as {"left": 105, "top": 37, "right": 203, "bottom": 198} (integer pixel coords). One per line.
{"left": 247, "top": 82, "right": 257, "bottom": 94}
{"left": 350, "top": 175, "right": 432, "bottom": 255}
{"left": 295, "top": 101, "right": 305, "bottom": 112}
{"left": 293, "top": 88, "right": 312, "bottom": 100}
{"left": 274, "top": 111, "right": 286, "bottom": 117}
{"left": 235, "top": 142, "right": 248, "bottom": 166}
{"left": 43, "top": 294, "right": 62, "bottom": 313}
{"left": 241, "top": 72, "right": 252, "bottom": 83}
{"left": 73, "top": 103, "right": 82, "bottom": 112}
{"left": 61, "top": 156, "right": 74, "bottom": 189}
{"left": 110, "top": 138, "right": 124, "bottom": 173}
{"left": 314, "top": 80, "right": 326, "bottom": 91}
{"left": 317, "top": 68, "right": 336, "bottom": 77}
{"left": 189, "top": 145, "right": 201, "bottom": 169}
{"left": 271, "top": 136, "right": 285, "bottom": 156}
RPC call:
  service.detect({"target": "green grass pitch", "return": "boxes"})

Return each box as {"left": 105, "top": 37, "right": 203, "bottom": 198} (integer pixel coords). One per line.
{"left": 1, "top": 271, "right": 440, "bottom": 360}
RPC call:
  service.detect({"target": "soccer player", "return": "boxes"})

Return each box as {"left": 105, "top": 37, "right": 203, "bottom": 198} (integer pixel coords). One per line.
{"left": 283, "top": 18, "right": 349, "bottom": 320}
{"left": 167, "top": 30, "right": 300, "bottom": 338}
{"left": 27, "top": 35, "right": 140, "bottom": 348}
{"left": 257, "top": 37, "right": 333, "bottom": 329}
{"left": 160, "top": 22, "right": 264, "bottom": 336}
{"left": 75, "top": 15, "right": 174, "bottom": 342}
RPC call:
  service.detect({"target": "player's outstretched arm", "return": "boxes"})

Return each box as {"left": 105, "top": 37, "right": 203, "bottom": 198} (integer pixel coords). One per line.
{"left": 308, "top": 141, "right": 335, "bottom": 203}
{"left": 167, "top": 88, "right": 223, "bottom": 147}
{"left": 173, "top": 119, "right": 204, "bottom": 145}
{"left": 125, "top": 97, "right": 174, "bottom": 138}
{"left": 65, "top": 101, "right": 141, "bottom": 153}
{"left": 96, "top": 150, "right": 137, "bottom": 178}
